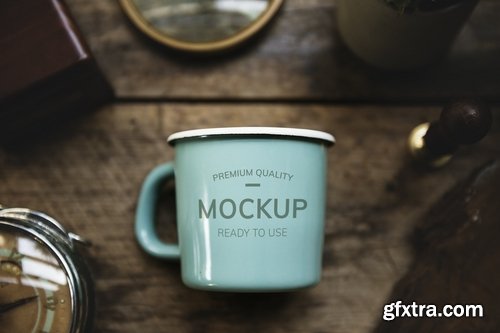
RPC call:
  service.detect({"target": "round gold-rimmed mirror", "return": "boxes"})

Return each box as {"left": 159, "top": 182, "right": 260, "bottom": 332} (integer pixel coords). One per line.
{"left": 119, "top": 0, "right": 283, "bottom": 52}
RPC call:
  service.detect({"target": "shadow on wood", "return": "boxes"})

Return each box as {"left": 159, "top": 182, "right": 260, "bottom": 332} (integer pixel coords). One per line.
{"left": 373, "top": 160, "right": 500, "bottom": 332}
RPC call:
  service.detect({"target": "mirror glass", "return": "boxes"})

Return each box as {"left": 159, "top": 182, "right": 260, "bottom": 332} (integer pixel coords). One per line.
{"left": 132, "top": 0, "right": 272, "bottom": 44}
{"left": 121, "top": 0, "right": 282, "bottom": 51}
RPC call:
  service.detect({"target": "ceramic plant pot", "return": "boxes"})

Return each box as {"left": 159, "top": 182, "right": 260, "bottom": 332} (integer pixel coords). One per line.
{"left": 337, "top": 0, "right": 479, "bottom": 70}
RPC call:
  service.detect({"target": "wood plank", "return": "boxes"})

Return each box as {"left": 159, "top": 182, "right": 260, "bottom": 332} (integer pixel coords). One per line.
{"left": 66, "top": 0, "right": 500, "bottom": 101}
{"left": 375, "top": 160, "right": 500, "bottom": 332}
{"left": 0, "top": 104, "right": 498, "bottom": 332}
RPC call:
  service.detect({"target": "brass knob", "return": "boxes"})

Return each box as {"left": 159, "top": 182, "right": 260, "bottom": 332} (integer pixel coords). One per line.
{"left": 409, "top": 99, "right": 492, "bottom": 167}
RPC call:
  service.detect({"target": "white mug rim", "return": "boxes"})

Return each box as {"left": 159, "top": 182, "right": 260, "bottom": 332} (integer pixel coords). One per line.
{"left": 167, "top": 127, "right": 335, "bottom": 146}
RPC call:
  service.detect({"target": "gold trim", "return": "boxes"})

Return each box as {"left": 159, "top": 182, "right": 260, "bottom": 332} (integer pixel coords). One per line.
{"left": 119, "top": 0, "right": 283, "bottom": 52}
{"left": 408, "top": 122, "right": 452, "bottom": 168}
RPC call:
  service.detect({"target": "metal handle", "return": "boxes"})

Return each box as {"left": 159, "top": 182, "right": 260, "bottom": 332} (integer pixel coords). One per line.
{"left": 135, "top": 162, "right": 181, "bottom": 260}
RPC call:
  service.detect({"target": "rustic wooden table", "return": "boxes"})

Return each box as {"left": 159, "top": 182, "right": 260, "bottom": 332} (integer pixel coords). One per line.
{"left": 1, "top": 1, "right": 499, "bottom": 332}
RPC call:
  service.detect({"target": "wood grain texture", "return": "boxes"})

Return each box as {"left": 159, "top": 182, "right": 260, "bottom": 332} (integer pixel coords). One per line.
{"left": 65, "top": 0, "right": 500, "bottom": 101}
{"left": 0, "top": 104, "right": 498, "bottom": 333}
{"left": 374, "top": 160, "right": 500, "bottom": 332}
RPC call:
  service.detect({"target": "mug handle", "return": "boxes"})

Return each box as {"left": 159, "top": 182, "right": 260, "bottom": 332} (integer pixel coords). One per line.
{"left": 135, "top": 162, "right": 180, "bottom": 260}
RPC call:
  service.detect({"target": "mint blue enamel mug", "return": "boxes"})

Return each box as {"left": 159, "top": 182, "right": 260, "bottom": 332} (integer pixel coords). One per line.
{"left": 136, "top": 127, "right": 335, "bottom": 292}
